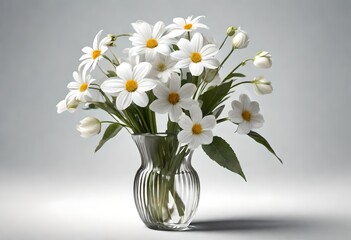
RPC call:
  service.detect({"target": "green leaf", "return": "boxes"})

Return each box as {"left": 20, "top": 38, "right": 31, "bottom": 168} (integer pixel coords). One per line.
{"left": 213, "top": 105, "right": 225, "bottom": 118}
{"left": 247, "top": 131, "right": 283, "bottom": 163}
{"left": 106, "top": 70, "right": 117, "bottom": 78}
{"left": 199, "top": 80, "right": 232, "bottom": 116}
{"left": 95, "top": 123, "right": 122, "bottom": 152}
{"left": 202, "top": 136, "right": 246, "bottom": 181}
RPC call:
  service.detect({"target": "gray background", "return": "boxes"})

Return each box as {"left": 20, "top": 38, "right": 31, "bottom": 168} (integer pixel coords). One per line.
{"left": 1, "top": 0, "right": 351, "bottom": 239}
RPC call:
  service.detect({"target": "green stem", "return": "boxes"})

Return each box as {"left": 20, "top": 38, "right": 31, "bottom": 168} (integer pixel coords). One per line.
{"left": 232, "top": 80, "right": 254, "bottom": 88}
{"left": 223, "top": 58, "right": 253, "bottom": 82}
{"left": 219, "top": 35, "right": 228, "bottom": 50}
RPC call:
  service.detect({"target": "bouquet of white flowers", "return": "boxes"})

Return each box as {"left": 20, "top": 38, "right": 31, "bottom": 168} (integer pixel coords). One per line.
{"left": 57, "top": 16, "right": 281, "bottom": 230}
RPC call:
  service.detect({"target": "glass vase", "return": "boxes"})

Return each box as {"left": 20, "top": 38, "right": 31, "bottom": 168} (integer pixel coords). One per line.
{"left": 132, "top": 133, "right": 200, "bottom": 231}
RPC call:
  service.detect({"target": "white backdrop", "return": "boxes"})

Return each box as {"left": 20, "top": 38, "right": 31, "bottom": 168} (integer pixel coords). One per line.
{"left": 1, "top": 0, "right": 350, "bottom": 239}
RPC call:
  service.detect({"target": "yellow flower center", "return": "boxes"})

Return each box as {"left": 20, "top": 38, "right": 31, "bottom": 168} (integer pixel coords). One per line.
{"left": 192, "top": 123, "right": 202, "bottom": 135}
{"left": 184, "top": 23, "right": 193, "bottom": 30}
{"left": 146, "top": 38, "right": 158, "bottom": 48}
{"left": 158, "top": 63, "right": 166, "bottom": 72}
{"left": 191, "top": 52, "right": 202, "bottom": 63}
{"left": 92, "top": 50, "right": 101, "bottom": 60}
{"left": 125, "top": 79, "right": 138, "bottom": 92}
{"left": 79, "top": 82, "right": 88, "bottom": 92}
{"left": 242, "top": 111, "right": 251, "bottom": 121}
{"left": 168, "top": 92, "right": 180, "bottom": 105}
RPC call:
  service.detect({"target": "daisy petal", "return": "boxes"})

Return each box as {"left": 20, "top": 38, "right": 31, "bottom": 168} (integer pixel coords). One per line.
{"left": 177, "top": 38, "right": 193, "bottom": 55}
{"left": 116, "top": 91, "right": 132, "bottom": 110}
{"left": 153, "top": 83, "right": 169, "bottom": 99}
{"left": 199, "top": 131, "right": 213, "bottom": 145}
{"left": 169, "top": 105, "right": 183, "bottom": 122}
{"left": 178, "top": 115, "right": 193, "bottom": 131}
{"left": 117, "top": 62, "right": 133, "bottom": 80}
{"left": 189, "top": 105, "right": 203, "bottom": 122}
{"left": 138, "top": 78, "right": 156, "bottom": 92}
{"left": 134, "top": 62, "right": 152, "bottom": 80}
{"left": 93, "top": 30, "right": 103, "bottom": 50}
{"left": 240, "top": 94, "right": 251, "bottom": 110}
{"left": 200, "top": 44, "right": 218, "bottom": 57}
{"left": 177, "top": 130, "right": 193, "bottom": 145}
{"left": 132, "top": 91, "right": 149, "bottom": 107}
{"left": 179, "top": 83, "right": 196, "bottom": 98}
{"left": 101, "top": 79, "right": 125, "bottom": 93}
{"left": 200, "top": 115, "right": 216, "bottom": 130}
{"left": 189, "top": 62, "right": 204, "bottom": 76}
{"left": 237, "top": 121, "right": 251, "bottom": 135}
{"left": 191, "top": 32, "right": 203, "bottom": 52}
{"left": 149, "top": 99, "right": 171, "bottom": 113}
{"left": 202, "top": 58, "right": 220, "bottom": 69}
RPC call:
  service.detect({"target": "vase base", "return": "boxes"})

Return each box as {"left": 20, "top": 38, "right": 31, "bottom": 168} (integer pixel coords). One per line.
{"left": 145, "top": 223, "right": 190, "bottom": 231}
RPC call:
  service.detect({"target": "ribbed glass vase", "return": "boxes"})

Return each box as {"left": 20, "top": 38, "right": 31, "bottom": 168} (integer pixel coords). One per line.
{"left": 132, "top": 133, "right": 200, "bottom": 231}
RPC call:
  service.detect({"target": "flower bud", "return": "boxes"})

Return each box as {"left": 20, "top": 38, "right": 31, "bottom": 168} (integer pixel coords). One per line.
{"left": 76, "top": 117, "right": 101, "bottom": 138}
{"left": 104, "top": 34, "right": 117, "bottom": 47}
{"left": 226, "top": 26, "right": 237, "bottom": 36}
{"left": 253, "top": 51, "right": 272, "bottom": 68}
{"left": 56, "top": 99, "right": 79, "bottom": 113}
{"left": 253, "top": 76, "right": 273, "bottom": 95}
{"left": 232, "top": 29, "right": 249, "bottom": 49}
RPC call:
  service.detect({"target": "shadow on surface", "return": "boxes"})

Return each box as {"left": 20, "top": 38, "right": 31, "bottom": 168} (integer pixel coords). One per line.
{"left": 189, "top": 217, "right": 323, "bottom": 232}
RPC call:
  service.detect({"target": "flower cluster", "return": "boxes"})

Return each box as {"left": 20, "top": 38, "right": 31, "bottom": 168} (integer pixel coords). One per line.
{"left": 57, "top": 16, "right": 280, "bottom": 178}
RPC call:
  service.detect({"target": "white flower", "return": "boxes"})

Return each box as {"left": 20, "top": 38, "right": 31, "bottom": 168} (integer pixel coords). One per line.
{"left": 232, "top": 28, "right": 249, "bottom": 49}
{"left": 79, "top": 30, "right": 109, "bottom": 74}
{"left": 104, "top": 34, "right": 117, "bottom": 47}
{"left": 178, "top": 105, "right": 216, "bottom": 149}
{"left": 253, "top": 51, "right": 272, "bottom": 68}
{"left": 56, "top": 99, "right": 79, "bottom": 114}
{"left": 228, "top": 94, "right": 264, "bottom": 134}
{"left": 253, "top": 76, "right": 273, "bottom": 95}
{"left": 65, "top": 71, "right": 96, "bottom": 104}
{"left": 150, "top": 74, "right": 197, "bottom": 122}
{"left": 150, "top": 55, "right": 180, "bottom": 83}
{"left": 101, "top": 62, "right": 156, "bottom": 110}
{"left": 129, "top": 21, "right": 174, "bottom": 61}
{"left": 76, "top": 117, "right": 101, "bottom": 138}
{"left": 167, "top": 15, "right": 209, "bottom": 37}
{"left": 171, "top": 32, "right": 219, "bottom": 76}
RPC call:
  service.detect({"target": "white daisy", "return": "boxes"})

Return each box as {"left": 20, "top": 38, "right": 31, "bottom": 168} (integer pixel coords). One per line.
{"left": 228, "top": 94, "right": 264, "bottom": 134}
{"left": 150, "top": 55, "right": 180, "bottom": 83}
{"left": 178, "top": 105, "right": 216, "bottom": 149}
{"left": 65, "top": 70, "right": 96, "bottom": 104}
{"left": 171, "top": 32, "right": 219, "bottom": 76}
{"left": 100, "top": 62, "right": 156, "bottom": 110}
{"left": 79, "top": 30, "right": 109, "bottom": 74}
{"left": 129, "top": 21, "right": 175, "bottom": 61}
{"left": 150, "top": 74, "right": 197, "bottom": 122}
{"left": 167, "top": 15, "right": 209, "bottom": 37}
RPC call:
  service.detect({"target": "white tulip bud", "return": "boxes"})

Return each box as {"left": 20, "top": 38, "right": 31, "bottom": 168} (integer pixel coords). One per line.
{"left": 76, "top": 117, "right": 101, "bottom": 138}
{"left": 232, "top": 29, "right": 249, "bottom": 49}
{"left": 253, "top": 51, "right": 272, "bottom": 68}
{"left": 56, "top": 99, "right": 79, "bottom": 113}
{"left": 253, "top": 77, "right": 273, "bottom": 95}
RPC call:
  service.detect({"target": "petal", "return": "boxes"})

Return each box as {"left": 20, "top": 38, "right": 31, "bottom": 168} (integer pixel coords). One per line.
{"left": 174, "top": 58, "right": 191, "bottom": 69}
{"left": 132, "top": 91, "right": 149, "bottom": 107}
{"left": 93, "top": 30, "right": 103, "bottom": 50}
{"left": 189, "top": 62, "right": 204, "bottom": 76}
{"left": 170, "top": 50, "right": 188, "bottom": 60}
{"left": 178, "top": 98, "right": 197, "bottom": 109}
{"left": 189, "top": 105, "right": 202, "bottom": 122}
{"left": 177, "top": 130, "right": 193, "bottom": 145}
{"left": 199, "top": 130, "right": 213, "bottom": 145}
{"left": 169, "top": 75, "right": 181, "bottom": 92}
{"left": 179, "top": 83, "right": 196, "bottom": 98}
{"left": 101, "top": 79, "right": 125, "bottom": 93}
{"left": 200, "top": 115, "right": 216, "bottom": 130}
{"left": 169, "top": 105, "right": 183, "bottom": 122}
{"left": 133, "top": 62, "right": 152, "bottom": 80}
{"left": 228, "top": 109, "right": 243, "bottom": 123}
{"left": 156, "top": 44, "right": 170, "bottom": 56}
{"left": 177, "top": 38, "right": 193, "bottom": 55}
{"left": 178, "top": 115, "right": 193, "bottom": 131}
{"left": 248, "top": 101, "right": 260, "bottom": 114}
{"left": 202, "top": 58, "right": 220, "bottom": 69}
{"left": 67, "top": 81, "right": 80, "bottom": 90}
{"left": 173, "top": 17, "right": 186, "bottom": 26}
{"left": 149, "top": 99, "right": 171, "bottom": 113}
{"left": 237, "top": 121, "right": 251, "bottom": 135}
{"left": 200, "top": 44, "right": 218, "bottom": 57}
{"left": 116, "top": 91, "right": 132, "bottom": 110}
{"left": 231, "top": 100, "right": 243, "bottom": 111}
{"left": 191, "top": 32, "right": 203, "bottom": 52}
{"left": 145, "top": 48, "right": 157, "bottom": 61}
{"left": 138, "top": 78, "right": 157, "bottom": 92}
{"left": 152, "top": 21, "right": 165, "bottom": 39}
{"left": 239, "top": 94, "right": 251, "bottom": 110}
{"left": 82, "top": 47, "right": 93, "bottom": 54}
{"left": 73, "top": 71, "right": 81, "bottom": 83}
{"left": 117, "top": 62, "right": 133, "bottom": 80}
{"left": 153, "top": 83, "right": 169, "bottom": 99}
{"left": 188, "top": 135, "right": 201, "bottom": 149}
